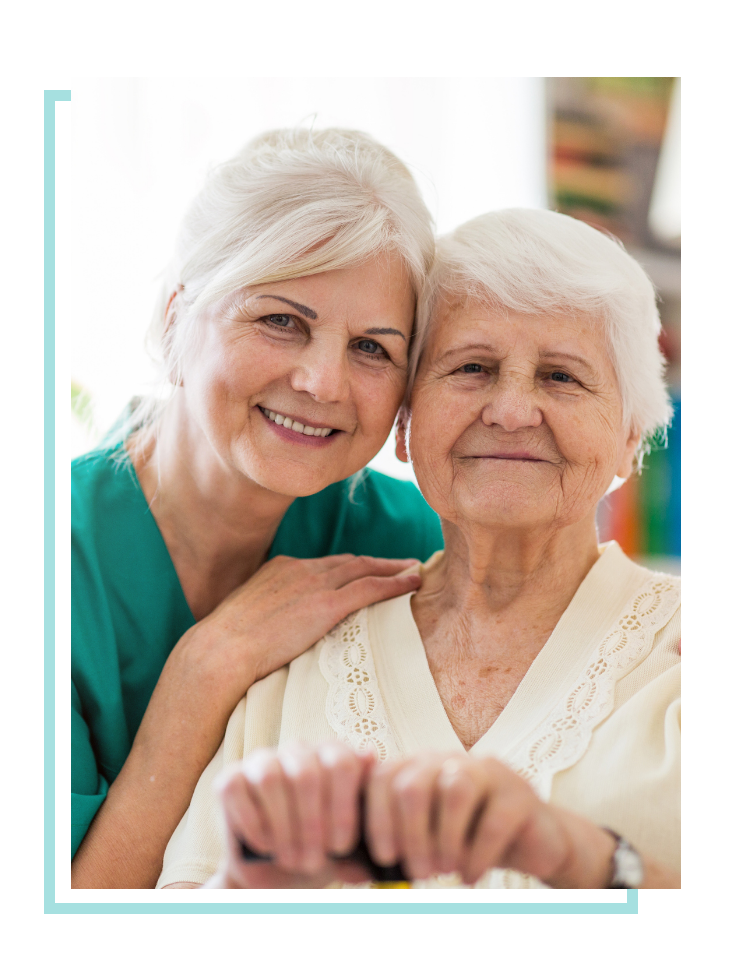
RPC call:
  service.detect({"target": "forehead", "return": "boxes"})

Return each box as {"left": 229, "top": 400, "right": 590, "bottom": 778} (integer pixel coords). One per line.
{"left": 238, "top": 253, "right": 415, "bottom": 320}
{"left": 425, "top": 296, "right": 611, "bottom": 365}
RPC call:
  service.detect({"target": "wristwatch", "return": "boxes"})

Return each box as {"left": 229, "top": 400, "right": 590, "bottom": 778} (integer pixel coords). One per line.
{"left": 603, "top": 828, "right": 645, "bottom": 888}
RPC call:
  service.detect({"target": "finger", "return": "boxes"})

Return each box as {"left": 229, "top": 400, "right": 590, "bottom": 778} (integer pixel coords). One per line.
{"left": 301, "top": 553, "right": 357, "bottom": 572}
{"left": 242, "top": 750, "right": 298, "bottom": 871}
{"left": 461, "top": 779, "right": 536, "bottom": 885}
{"left": 327, "top": 556, "right": 421, "bottom": 589}
{"left": 435, "top": 757, "right": 486, "bottom": 875}
{"left": 392, "top": 758, "right": 439, "bottom": 880}
{"left": 318, "top": 742, "right": 368, "bottom": 856}
{"left": 280, "top": 744, "right": 327, "bottom": 874}
{"left": 365, "top": 760, "right": 402, "bottom": 867}
{"left": 217, "top": 766, "right": 272, "bottom": 855}
{"left": 332, "top": 573, "right": 422, "bottom": 619}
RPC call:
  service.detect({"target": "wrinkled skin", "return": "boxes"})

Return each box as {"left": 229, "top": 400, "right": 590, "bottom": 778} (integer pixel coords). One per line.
{"left": 399, "top": 299, "right": 639, "bottom": 545}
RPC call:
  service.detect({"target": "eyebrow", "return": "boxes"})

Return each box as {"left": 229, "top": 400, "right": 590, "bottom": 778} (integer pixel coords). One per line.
{"left": 538, "top": 350, "right": 596, "bottom": 370}
{"left": 437, "top": 342, "right": 499, "bottom": 361}
{"left": 364, "top": 327, "right": 407, "bottom": 341}
{"left": 437, "top": 344, "right": 595, "bottom": 368}
{"left": 256, "top": 295, "right": 318, "bottom": 320}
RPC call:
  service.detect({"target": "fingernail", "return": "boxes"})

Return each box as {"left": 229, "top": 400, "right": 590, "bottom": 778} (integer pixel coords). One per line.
{"left": 332, "top": 832, "right": 352, "bottom": 856}
{"left": 412, "top": 859, "right": 431, "bottom": 879}
{"left": 302, "top": 851, "right": 323, "bottom": 874}
{"left": 374, "top": 844, "right": 396, "bottom": 866}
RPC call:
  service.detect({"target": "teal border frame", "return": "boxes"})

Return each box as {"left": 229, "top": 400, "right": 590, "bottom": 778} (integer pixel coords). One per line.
{"left": 46, "top": 88, "right": 637, "bottom": 915}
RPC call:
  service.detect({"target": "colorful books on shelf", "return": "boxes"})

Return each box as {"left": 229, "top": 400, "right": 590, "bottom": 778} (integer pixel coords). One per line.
{"left": 597, "top": 398, "right": 681, "bottom": 557}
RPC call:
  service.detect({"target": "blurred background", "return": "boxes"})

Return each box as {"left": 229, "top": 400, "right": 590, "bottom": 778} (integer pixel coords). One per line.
{"left": 70, "top": 77, "right": 680, "bottom": 572}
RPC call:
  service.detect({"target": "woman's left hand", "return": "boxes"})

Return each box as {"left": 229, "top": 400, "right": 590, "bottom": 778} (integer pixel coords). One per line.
{"left": 365, "top": 752, "right": 619, "bottom": 887}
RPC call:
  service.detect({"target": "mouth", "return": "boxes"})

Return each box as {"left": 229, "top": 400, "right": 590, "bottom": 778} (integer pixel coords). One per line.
{"left": 257, "top": 405, "right": 338, "bottom": 439}
{"left": 467, "top": 452, "right": 549, "bottom": 462}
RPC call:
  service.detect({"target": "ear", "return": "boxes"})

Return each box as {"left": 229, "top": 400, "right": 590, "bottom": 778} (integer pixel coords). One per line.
{"left": 164, "top": 286, "right": 183, "bottom": 331}
{"left": 163, "top": 286, "right": 184, "bottom": 386}
{"left": 616, "top": 427, "right": 641, "bottom": 479}
{"left": 395, "top": 416, "right": 409, "bottom": 463}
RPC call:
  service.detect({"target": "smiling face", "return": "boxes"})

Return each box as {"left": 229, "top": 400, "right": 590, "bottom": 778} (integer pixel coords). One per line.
{"left": 176, "top": 254, "right": 415, "bottom": 497}
{"left": 399, "top": 298, "right": 640, "bottom": 534}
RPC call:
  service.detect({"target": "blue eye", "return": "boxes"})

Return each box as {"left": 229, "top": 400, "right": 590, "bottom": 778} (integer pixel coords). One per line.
{"left": 354, "top": 338, "right": 388, "bottom": 359}
{"left": 266, "top": 314, "right": 294, "bottom": 328}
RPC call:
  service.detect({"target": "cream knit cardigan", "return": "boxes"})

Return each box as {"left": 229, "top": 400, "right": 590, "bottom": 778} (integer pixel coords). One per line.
{"left": 158, "top": 541, "right": 680, "bottom": 889}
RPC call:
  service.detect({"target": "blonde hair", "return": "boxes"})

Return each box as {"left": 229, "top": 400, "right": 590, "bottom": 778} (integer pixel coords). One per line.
{"left": 122, "top": 127, "right": 434, "bottom": 454}
{"left": 404, "top": 208, "right": 672, "bottom": 460}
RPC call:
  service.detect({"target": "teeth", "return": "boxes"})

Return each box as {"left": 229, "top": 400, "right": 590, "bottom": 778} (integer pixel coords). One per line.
{"left": 263, "top": 407, "right": 333, "bottom": 437}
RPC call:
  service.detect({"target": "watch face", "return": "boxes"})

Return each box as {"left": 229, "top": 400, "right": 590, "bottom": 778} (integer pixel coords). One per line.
{"left": 613, "top": 843, "right": 645, "bottom": 888}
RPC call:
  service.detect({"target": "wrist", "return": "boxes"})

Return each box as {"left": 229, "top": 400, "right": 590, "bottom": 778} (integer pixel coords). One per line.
{"left": 542, "top": 809, "right": 617, "bottom": 888}
{"left": 174, "top": 620, "right": 259, "bottom": 699}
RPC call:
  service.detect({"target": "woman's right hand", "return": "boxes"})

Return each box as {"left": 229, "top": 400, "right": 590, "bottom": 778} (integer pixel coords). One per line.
{"left": 143, "top": 552, "right": 422, "bottom": 791}
{"left": 185, "top": 554, "right": 421, "bottom": 696}
{"left": 71, "top": 554, "right": 419, "bottom": 889}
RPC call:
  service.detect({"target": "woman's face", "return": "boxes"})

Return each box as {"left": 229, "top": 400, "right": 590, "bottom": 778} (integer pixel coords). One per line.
{"left": 400, "top": 299, "right": 640, "bottom": 534}
{"left": 178, "top": 254, "right": 415, "bottom": 497}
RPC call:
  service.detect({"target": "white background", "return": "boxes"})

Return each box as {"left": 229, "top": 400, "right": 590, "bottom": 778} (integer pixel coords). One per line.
{"left": 70, "top": 77, "right": 547, "bottom": 480}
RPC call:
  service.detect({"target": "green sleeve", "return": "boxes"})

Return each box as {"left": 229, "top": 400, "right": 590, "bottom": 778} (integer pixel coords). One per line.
{"left": 71, "top": 680, "right": 109, "bottom": 858}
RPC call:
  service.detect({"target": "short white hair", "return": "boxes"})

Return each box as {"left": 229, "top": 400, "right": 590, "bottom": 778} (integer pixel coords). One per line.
{"left": 406, "top": 208, "right": 672, "bottom": 458}
{"left": 124, "top": 127, "right": 434, "bottom": 450}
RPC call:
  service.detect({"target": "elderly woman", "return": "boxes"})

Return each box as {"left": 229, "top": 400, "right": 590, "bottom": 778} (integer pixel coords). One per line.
{"left": 157, "top": 208, "right": 680, "bottom": 890}
{"left": 71, "top": 128, "right": 445, "bottom": 888}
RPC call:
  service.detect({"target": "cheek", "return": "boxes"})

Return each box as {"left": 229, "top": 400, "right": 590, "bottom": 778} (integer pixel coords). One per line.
{"left": 407, "top": 391, "right": 470, "bottom": 491}
{"left": 203, "top": 339, "right": 281, "bottom": 402}
{"left": 354, "top": 371, "right": 406, "bottom": 435}
{"left": 554, "top": 404, "right": 624, "bottom": 490}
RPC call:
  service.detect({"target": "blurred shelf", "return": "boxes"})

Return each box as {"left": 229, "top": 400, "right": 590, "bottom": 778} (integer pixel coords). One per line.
{"left": 629, "top": 554, "right": 681, "bottom": 576}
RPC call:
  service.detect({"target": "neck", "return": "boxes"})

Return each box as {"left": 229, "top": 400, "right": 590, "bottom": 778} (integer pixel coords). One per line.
{"left": 130, "top": 394, "right": 295, "bottom": 619}
{"left": 424, "top": 516, "right": 601, "bottom": 625}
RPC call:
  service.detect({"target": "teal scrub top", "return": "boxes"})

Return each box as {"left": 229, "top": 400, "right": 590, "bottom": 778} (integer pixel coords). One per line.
{"left": 71, "top": 446, "right": 443, "bottom": 858}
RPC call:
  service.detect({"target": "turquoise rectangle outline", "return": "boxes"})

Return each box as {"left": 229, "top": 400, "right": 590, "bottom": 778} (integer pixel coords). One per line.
{"left": 46, "top": 88, "right": 637, "bottom": 915}
{"left": 48, "top": 896, "right": 637, "bottom": 914}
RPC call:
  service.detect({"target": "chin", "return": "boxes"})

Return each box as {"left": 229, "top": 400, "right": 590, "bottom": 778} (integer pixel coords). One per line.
{"left": 260, "top": 468, "right": 338, "bottom": 498}
{"left": 231, "top": 450, "right": 337, "bottom": 498}
{"left": 455, "top": 484, "right": 557, "bottom": 526}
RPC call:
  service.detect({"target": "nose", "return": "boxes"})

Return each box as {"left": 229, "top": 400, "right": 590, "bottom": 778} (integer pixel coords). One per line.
{"left": 480, "top": 372, "right": 543, "bottom": 431}
{"left": 289, "top": 338, "right": 350, "bottom": 403}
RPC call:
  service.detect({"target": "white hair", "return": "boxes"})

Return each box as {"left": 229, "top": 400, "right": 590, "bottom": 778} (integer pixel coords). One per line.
{"left": 122, "top": 127, "right": 434, "bottom": 453}
{"left": 405, "top": 208, "right": 672, "bottom": 461}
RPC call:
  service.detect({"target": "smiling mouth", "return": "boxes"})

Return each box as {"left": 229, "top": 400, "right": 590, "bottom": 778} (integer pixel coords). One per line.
{"left": 468, "top": 453, "right": 548, "bottom": 462}
{"left": 258, "top": 405, "right": 336, "bottom": 438}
